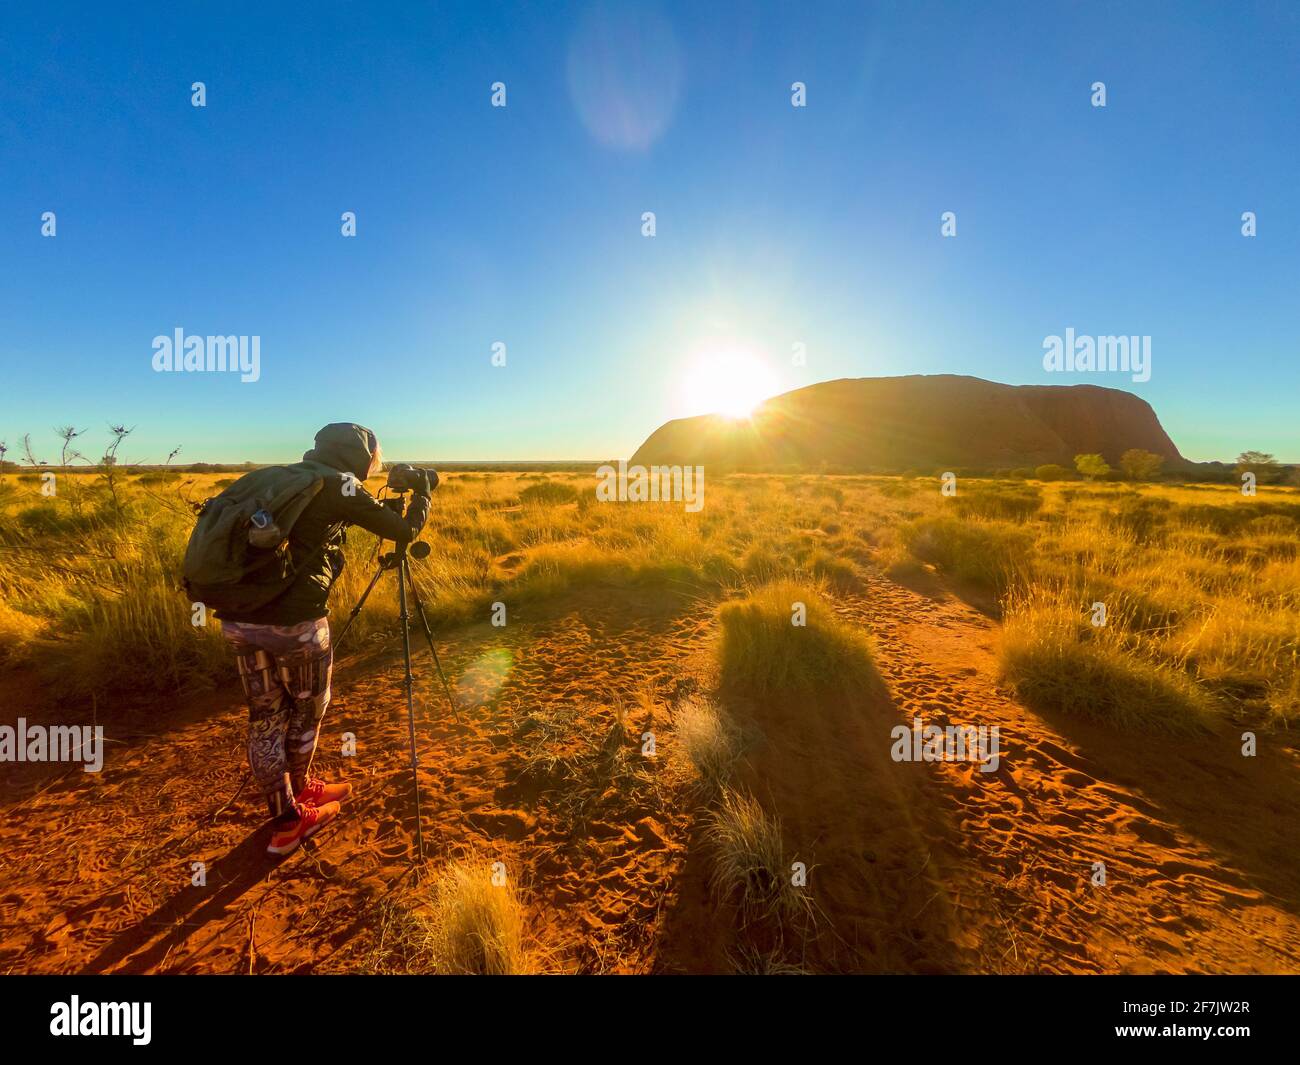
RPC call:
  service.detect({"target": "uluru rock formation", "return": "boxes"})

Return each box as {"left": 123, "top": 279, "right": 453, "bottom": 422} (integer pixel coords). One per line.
{"left": 630, "top": 375, "right": 1187, "bottom": 471}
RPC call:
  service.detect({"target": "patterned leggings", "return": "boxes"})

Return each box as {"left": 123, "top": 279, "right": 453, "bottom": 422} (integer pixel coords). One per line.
{"left": 221, "top": 617, "right": 333, "bottom": 821}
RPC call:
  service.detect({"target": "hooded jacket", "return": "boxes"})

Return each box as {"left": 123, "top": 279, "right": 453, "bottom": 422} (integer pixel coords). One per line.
{"left": 218, "top": 423, "right": 431, "bottom": 625}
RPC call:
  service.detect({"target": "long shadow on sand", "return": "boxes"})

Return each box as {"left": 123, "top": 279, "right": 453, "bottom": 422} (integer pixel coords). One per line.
{"left": 85, "top": 829, "right": 278, "bottom": 973}
{"left": 653, "top": 675, "right": 980, "bottom": 974}
{"left": 1023, "top": 702, "right": 1300, "bottom": 923}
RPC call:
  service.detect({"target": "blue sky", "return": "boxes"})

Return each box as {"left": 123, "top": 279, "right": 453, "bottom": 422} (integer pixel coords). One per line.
{"left": 1, "top": 0, "right": 1297, "bottom": 464}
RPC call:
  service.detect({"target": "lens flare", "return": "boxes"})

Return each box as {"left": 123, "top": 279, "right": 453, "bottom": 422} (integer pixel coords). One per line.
{"left": 454, "top": 648, "right": 514, "bottom": 708}
{"left": 567, "top": 3, "right": 684, "bottom": 152}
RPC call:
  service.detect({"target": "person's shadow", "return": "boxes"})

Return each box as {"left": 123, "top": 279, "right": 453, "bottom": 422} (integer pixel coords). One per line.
{"left": 86, "top": 828, "right": 278, "bottom": 974}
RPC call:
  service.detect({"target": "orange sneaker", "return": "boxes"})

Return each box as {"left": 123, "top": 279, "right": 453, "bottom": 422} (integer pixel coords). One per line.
{"left": 267, "top": 801, "right": 341, "bottom": 856}
{"left": 295, "top": 776, "right": 353, "bottom": 806}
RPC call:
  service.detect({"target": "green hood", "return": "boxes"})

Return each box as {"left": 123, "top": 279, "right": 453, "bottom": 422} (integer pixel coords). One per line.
{"left": 303, "top": 423, "right": 377, "bottom": 481}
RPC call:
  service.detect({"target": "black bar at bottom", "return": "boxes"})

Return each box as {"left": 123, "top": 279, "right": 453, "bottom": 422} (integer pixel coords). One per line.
{"left": 0, "top": 973, "right": 1292, "bottom": 1052}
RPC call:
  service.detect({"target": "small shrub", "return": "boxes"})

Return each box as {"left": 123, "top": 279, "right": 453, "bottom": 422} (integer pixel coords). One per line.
{"left": 707, "top": 790, "right": 806, "bottom": 921}
{"left": 675, "top": 695, "right": 743, "bottom": 793}
{"left": 1034, "top": 464, "right": 1072, "bottom": 481}
{"left": 899, "top": 516, "right": 1032, "bottom": 592}
{"left": 518, "top": 480, "right": 578, "bottom": 506}
{"left": 1104, "top": 495, "right": 1173, "bottom": 542}
{"left": 954, "top": 486, "right": 1042, "bottom": 522}
{"left": 718, "top": 580, "right": 877, "bottom": 696}
{"left": 423, "top": 857, "right": 533, "bottom": 975}
{"left": 1000, "top": 586, "right": 1215, "bottom": 734}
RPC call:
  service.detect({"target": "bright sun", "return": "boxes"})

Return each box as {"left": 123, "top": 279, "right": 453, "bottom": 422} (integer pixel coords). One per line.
{"left": 683, "top": 349, "right": 779, "bottom": 418}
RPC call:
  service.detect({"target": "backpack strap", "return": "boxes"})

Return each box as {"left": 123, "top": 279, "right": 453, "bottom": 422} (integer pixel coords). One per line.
{"left": 291, "top": 519, "right": 346, "bottom": 578}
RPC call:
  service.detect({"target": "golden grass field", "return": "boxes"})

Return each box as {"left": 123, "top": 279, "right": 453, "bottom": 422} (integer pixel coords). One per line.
{"left": 1, "top": 468, "right": 1298, "bottom": 973}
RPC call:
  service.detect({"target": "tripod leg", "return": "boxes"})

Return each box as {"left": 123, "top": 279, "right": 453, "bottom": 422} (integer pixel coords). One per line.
{"left": 396, "top": 557, "right": 425, "bottom": 863}
{"left": 333, "top": 562, "right": 387, "bottom": 651}
{"left": 404, "top": 562, "right": 464, "bottom": 726}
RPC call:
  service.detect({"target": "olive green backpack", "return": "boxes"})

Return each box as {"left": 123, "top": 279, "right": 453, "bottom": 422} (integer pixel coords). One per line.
{"left": 181, "top": 461, "right": 338, "bottom": 614}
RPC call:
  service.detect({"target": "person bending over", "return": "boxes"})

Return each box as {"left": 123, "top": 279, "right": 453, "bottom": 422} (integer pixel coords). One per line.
{"left": 217, "top": 422, "right": 432, "bottom": 856}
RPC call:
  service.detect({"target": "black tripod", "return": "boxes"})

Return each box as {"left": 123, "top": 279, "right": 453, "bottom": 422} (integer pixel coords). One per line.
{"left": 334, "top": 498, "right": 461, "bottom": 863}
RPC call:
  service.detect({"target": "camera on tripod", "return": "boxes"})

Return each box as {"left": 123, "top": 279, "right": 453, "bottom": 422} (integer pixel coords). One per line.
{"left": 385, "top": 463, "right": 439, "bottom": 494}
{"left": 380, "top": 464, "right": 437, "bottom": 560}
